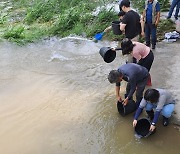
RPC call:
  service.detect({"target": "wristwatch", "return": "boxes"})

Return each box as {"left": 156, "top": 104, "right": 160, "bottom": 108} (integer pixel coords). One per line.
{"left": 151, "top": 122, "right": 156, "bottom": 126}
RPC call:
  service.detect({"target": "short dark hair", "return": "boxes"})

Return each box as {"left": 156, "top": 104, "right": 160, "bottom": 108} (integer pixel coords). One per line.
{"left": 144, "top": 89, "right": 160, "bottom": 103}
{"left": 108, "top": 70, "right": 122, "bottom": 84}
{"left": 118, "top": 11, "right": 125, "bottom": 17}
{"left": 121, "top": 38, "right": 135, "bottom": 55}
{"left": 120, "top": 0, "right": 130, "bottom": 8}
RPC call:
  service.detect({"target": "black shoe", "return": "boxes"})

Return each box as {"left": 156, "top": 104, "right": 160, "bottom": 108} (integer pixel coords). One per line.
{"left": 175, "top": 16, "right": 178, "bottom": 20}
{"left": 166, "top": 16, "right": 170, "bottom": 19}
{"left": 152, "top": 45, "right": 156, "bottom": 49}
{"left": 163, "top": 116, "right": 169, "bottom": 126}
{"left": 146, "top": 43, "right": 150, "bottom": 47}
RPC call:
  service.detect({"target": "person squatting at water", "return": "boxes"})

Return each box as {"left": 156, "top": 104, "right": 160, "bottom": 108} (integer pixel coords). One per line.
{"left": 108, "top": 63, "right": 149, "bottom": 108}
{"left": 142, "top": 0, "right": 160, "bottom": 49}
{"left": 119, "top": 0, "right": 142, "bottom": 41}
{"left": 133, "top": 89, "right": 175, "bottom": 131}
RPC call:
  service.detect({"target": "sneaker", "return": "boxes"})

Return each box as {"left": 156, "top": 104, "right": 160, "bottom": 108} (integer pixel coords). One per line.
{"left": 175, "top": 16, "right": 178, "bottom": 20}
{"left": 152, "top": 45, "right": 156, "bottom": 49}
{"left": 163, "top": 116, "right": 169, "bottom": 126}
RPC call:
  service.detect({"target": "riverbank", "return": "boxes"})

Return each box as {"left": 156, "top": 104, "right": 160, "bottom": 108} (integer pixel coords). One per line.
{"left": 150, "top": 40, "right": 180, "bottom": 125}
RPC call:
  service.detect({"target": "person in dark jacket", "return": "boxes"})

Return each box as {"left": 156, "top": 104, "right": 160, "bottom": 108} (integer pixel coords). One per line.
{"left": 108, "top": 63, "right": 149, "bottom": 108}
{"left": 133, "top": 88, "right": 175, "bottom": 131}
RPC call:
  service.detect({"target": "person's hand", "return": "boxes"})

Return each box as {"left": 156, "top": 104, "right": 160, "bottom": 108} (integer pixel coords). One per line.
{"left": 141, "top": 31, "right": 145, "bottom": 37}
{"left": 111, "top": 47, "right": 116, "bottom": 51}
{"left": 122, "top": 98, "right": 128, "bottom": 106}
{"left": 155, "top": 22, "right": 158, "bottom": 27}
{"left": 149, "top": 125, "right": 156, "bottom": 132}
{"left": 133, "top": 120, "right": 137, "bottom": 127}
{"left": 117, "top": 96, "right": 122, "bottom": 102}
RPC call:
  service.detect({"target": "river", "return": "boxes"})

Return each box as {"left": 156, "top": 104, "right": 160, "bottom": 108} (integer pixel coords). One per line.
{"left": 0, "top": 37, "right": 179, "bottom": 154}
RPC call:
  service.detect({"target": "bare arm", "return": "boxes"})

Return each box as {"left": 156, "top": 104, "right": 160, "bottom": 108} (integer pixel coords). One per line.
{"left": 116, "top": 86, "right": 122, "bottom": 102}
{"left": 104, "top": 26, "right": 112, "bottom": 33}
{"left": 120, "top": 22, "right": 126, "bottom": 31}
{"left": 155, "top": 12, "right": 160, "bottom": 26}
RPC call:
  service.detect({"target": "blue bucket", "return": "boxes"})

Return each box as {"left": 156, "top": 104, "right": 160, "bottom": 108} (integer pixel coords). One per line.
{"left": 94, "top": 32, "right": 104, "bottom": 41}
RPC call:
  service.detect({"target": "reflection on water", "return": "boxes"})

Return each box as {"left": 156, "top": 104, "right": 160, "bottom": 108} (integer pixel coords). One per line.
{"left": 0, "top": 38, "right": 179, "bottom": 154}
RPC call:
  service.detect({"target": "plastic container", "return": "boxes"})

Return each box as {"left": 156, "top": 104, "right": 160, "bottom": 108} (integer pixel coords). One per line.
{"left": 135, "top": 118, "right": 156, "bottom": 137}
{"left": 112, "top": 21, "right": 122, "bottom": 35}
{"left": 99, "top": 47, "right": 116, "bottom": 63}
{"left": 117, "top": 100, "right": 136, "bottom": 116}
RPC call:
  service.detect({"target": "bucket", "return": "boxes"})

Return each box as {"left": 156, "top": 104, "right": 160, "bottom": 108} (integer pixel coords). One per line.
{"left": 112, "top": 21, "right": 122, "bottom": 35}
{"left": 99, "top": 47, "right": 116, "bottom": 63}
{"left": 117, "top": 100, "right": 136, "bottom": 116}
{"left": 135, "top": 118, "right": 156, "bottom": 137}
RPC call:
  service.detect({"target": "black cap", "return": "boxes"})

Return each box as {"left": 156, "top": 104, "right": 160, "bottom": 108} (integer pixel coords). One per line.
{"left": 120, "top": 0, "right": 130, "bottom": 8}
{"left": 118, "top": 11, "right": 125, "bottom": 17}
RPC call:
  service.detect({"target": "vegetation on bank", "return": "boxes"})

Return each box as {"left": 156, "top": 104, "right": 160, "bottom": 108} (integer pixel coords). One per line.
{"left": 0, "top": 0, "right": 176, "bottom": 45}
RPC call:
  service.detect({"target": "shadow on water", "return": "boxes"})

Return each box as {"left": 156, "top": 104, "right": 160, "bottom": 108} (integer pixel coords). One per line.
{"left": 0, "top": 37, "right": 179, "bottom": 154}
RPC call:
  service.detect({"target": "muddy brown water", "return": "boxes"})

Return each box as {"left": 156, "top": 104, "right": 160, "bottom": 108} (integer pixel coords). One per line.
{"left": 0, "top": 38, "right": 179, "bottom": 154}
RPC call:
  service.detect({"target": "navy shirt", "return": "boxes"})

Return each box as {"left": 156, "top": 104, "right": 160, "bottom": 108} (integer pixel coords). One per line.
{"left": 146, "top": 1, "right": 160, "bottom": 23}
{"left": 117, "top": 63, "right": 149, "bottom": 99}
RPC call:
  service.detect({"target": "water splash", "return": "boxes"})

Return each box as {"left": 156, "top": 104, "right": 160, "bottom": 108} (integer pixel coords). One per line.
{"left": 48, "top": 52, "right": 70, "bottom": 62}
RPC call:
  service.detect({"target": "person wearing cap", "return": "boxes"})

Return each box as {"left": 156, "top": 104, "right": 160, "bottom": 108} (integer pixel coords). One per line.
{"left": 133, "top": 88, "right": 175, "bottom": 131}
{"left": 119, "top": 0, "right": 142, "bottom": 41}
{"left": 142, "top": 0, "right": 160, "bottom": 49}
{"left": 108, "top": 63, "right": 149, "bottom": 108}
{"left": 103, "top": 11, "right": 125, "bottom": 33}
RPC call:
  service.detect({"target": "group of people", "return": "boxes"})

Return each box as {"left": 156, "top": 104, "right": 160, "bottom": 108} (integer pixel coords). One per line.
{"left": 105, "top": 0, "right": 175, "bottom": 132}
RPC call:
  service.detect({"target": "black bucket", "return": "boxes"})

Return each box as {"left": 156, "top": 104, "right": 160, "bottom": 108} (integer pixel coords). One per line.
{"left": 135, "top": 118, "right": 156, "bottom": 137}
{"left": 112, "top": 21, "right": 122, "bottom": 35}
{"left": 99, "top": 47, "right": 116, "bottom": 63}
{"left": 117, "top": 100, "right": 136, "bottom": 116}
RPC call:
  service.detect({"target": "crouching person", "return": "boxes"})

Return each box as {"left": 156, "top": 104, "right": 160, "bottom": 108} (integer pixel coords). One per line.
{"left": 133, "top": 88, "right": 175, "bottom": 131}
{"left": 108, "top": 63, "right": 149, "bottom": 108}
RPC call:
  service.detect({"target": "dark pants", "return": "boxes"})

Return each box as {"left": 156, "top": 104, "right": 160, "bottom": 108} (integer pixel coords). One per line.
{"left": 126, "top": 76, "right": 149, "bottom": 108}
{"left": 167, "top": 0, "right": 180, "bottom": 19}
{"left": 145, "top": 23, "right": 157, "bottom": 47}
{"left": 138, "top": 50, "right": 154, "bottom": 72}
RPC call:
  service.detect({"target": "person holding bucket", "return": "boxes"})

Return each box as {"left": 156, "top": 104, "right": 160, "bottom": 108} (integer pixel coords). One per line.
{"left": 133, "top": 89, "right": 175, "bottom": 131}
{"left": 119, "top": 0, "right": 142, "bottom": 41}
{"left": 103, "top": 11, "right": 125, "bottom": 34}
{"left": 120, "top": 38, "right": 154, "bottom": 86}
{"left": 108, "top": 63, "right": 149, "bottom": 108}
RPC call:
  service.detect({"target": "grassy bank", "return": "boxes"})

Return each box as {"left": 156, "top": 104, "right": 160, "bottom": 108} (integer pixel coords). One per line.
{"left": 0, "top": 0, "right": 176, "bottom": 44}
{"left": 0, "top": 0, "right": 121, "bottom": 44}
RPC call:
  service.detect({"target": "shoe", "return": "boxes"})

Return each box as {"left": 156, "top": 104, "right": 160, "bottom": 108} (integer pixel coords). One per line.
{"left": 166, "top": 16, "right": 170, "bottom": 19}
{"left": 163, "top": 116, "right": 169, "bottom": 126}
{"left": 146, "top": 43, "right": 150, "bottom": 47}
{"left": 152, "top": 45, "right": 156, "bottom": 49}
{"left": 175, "top": 17, "right": 178, "bottom": 20}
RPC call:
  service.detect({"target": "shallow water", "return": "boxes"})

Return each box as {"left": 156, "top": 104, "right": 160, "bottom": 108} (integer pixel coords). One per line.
{"left": 0, "top": 38, "right": 179, "bottom": 154}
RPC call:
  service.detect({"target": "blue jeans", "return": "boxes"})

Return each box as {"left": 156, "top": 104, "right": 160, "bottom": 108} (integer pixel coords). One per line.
{"left": 168, "top": 0, "right": 180, "bottom": 18}
{"left": 145, "top": 23, "right": 157, "bottom": 46}
{"left": 145, "top": 103, "right": 175, "bottom": 118}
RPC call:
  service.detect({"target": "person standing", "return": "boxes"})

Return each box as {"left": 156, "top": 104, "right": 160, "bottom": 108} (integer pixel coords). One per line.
{"left": 142, "top": 0, "right": 160, "bottom": 49}
{"left": 167, "top": 0, "right": 180, "bottom": 20}
{"left": 119, "top": 0, "right": 142, "bottom": 41}
{"left": 133, "top": 89, "right": 175, "bottom": 131}
{"left": 108, "top": 63, "right": 149, "bottom": 108}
